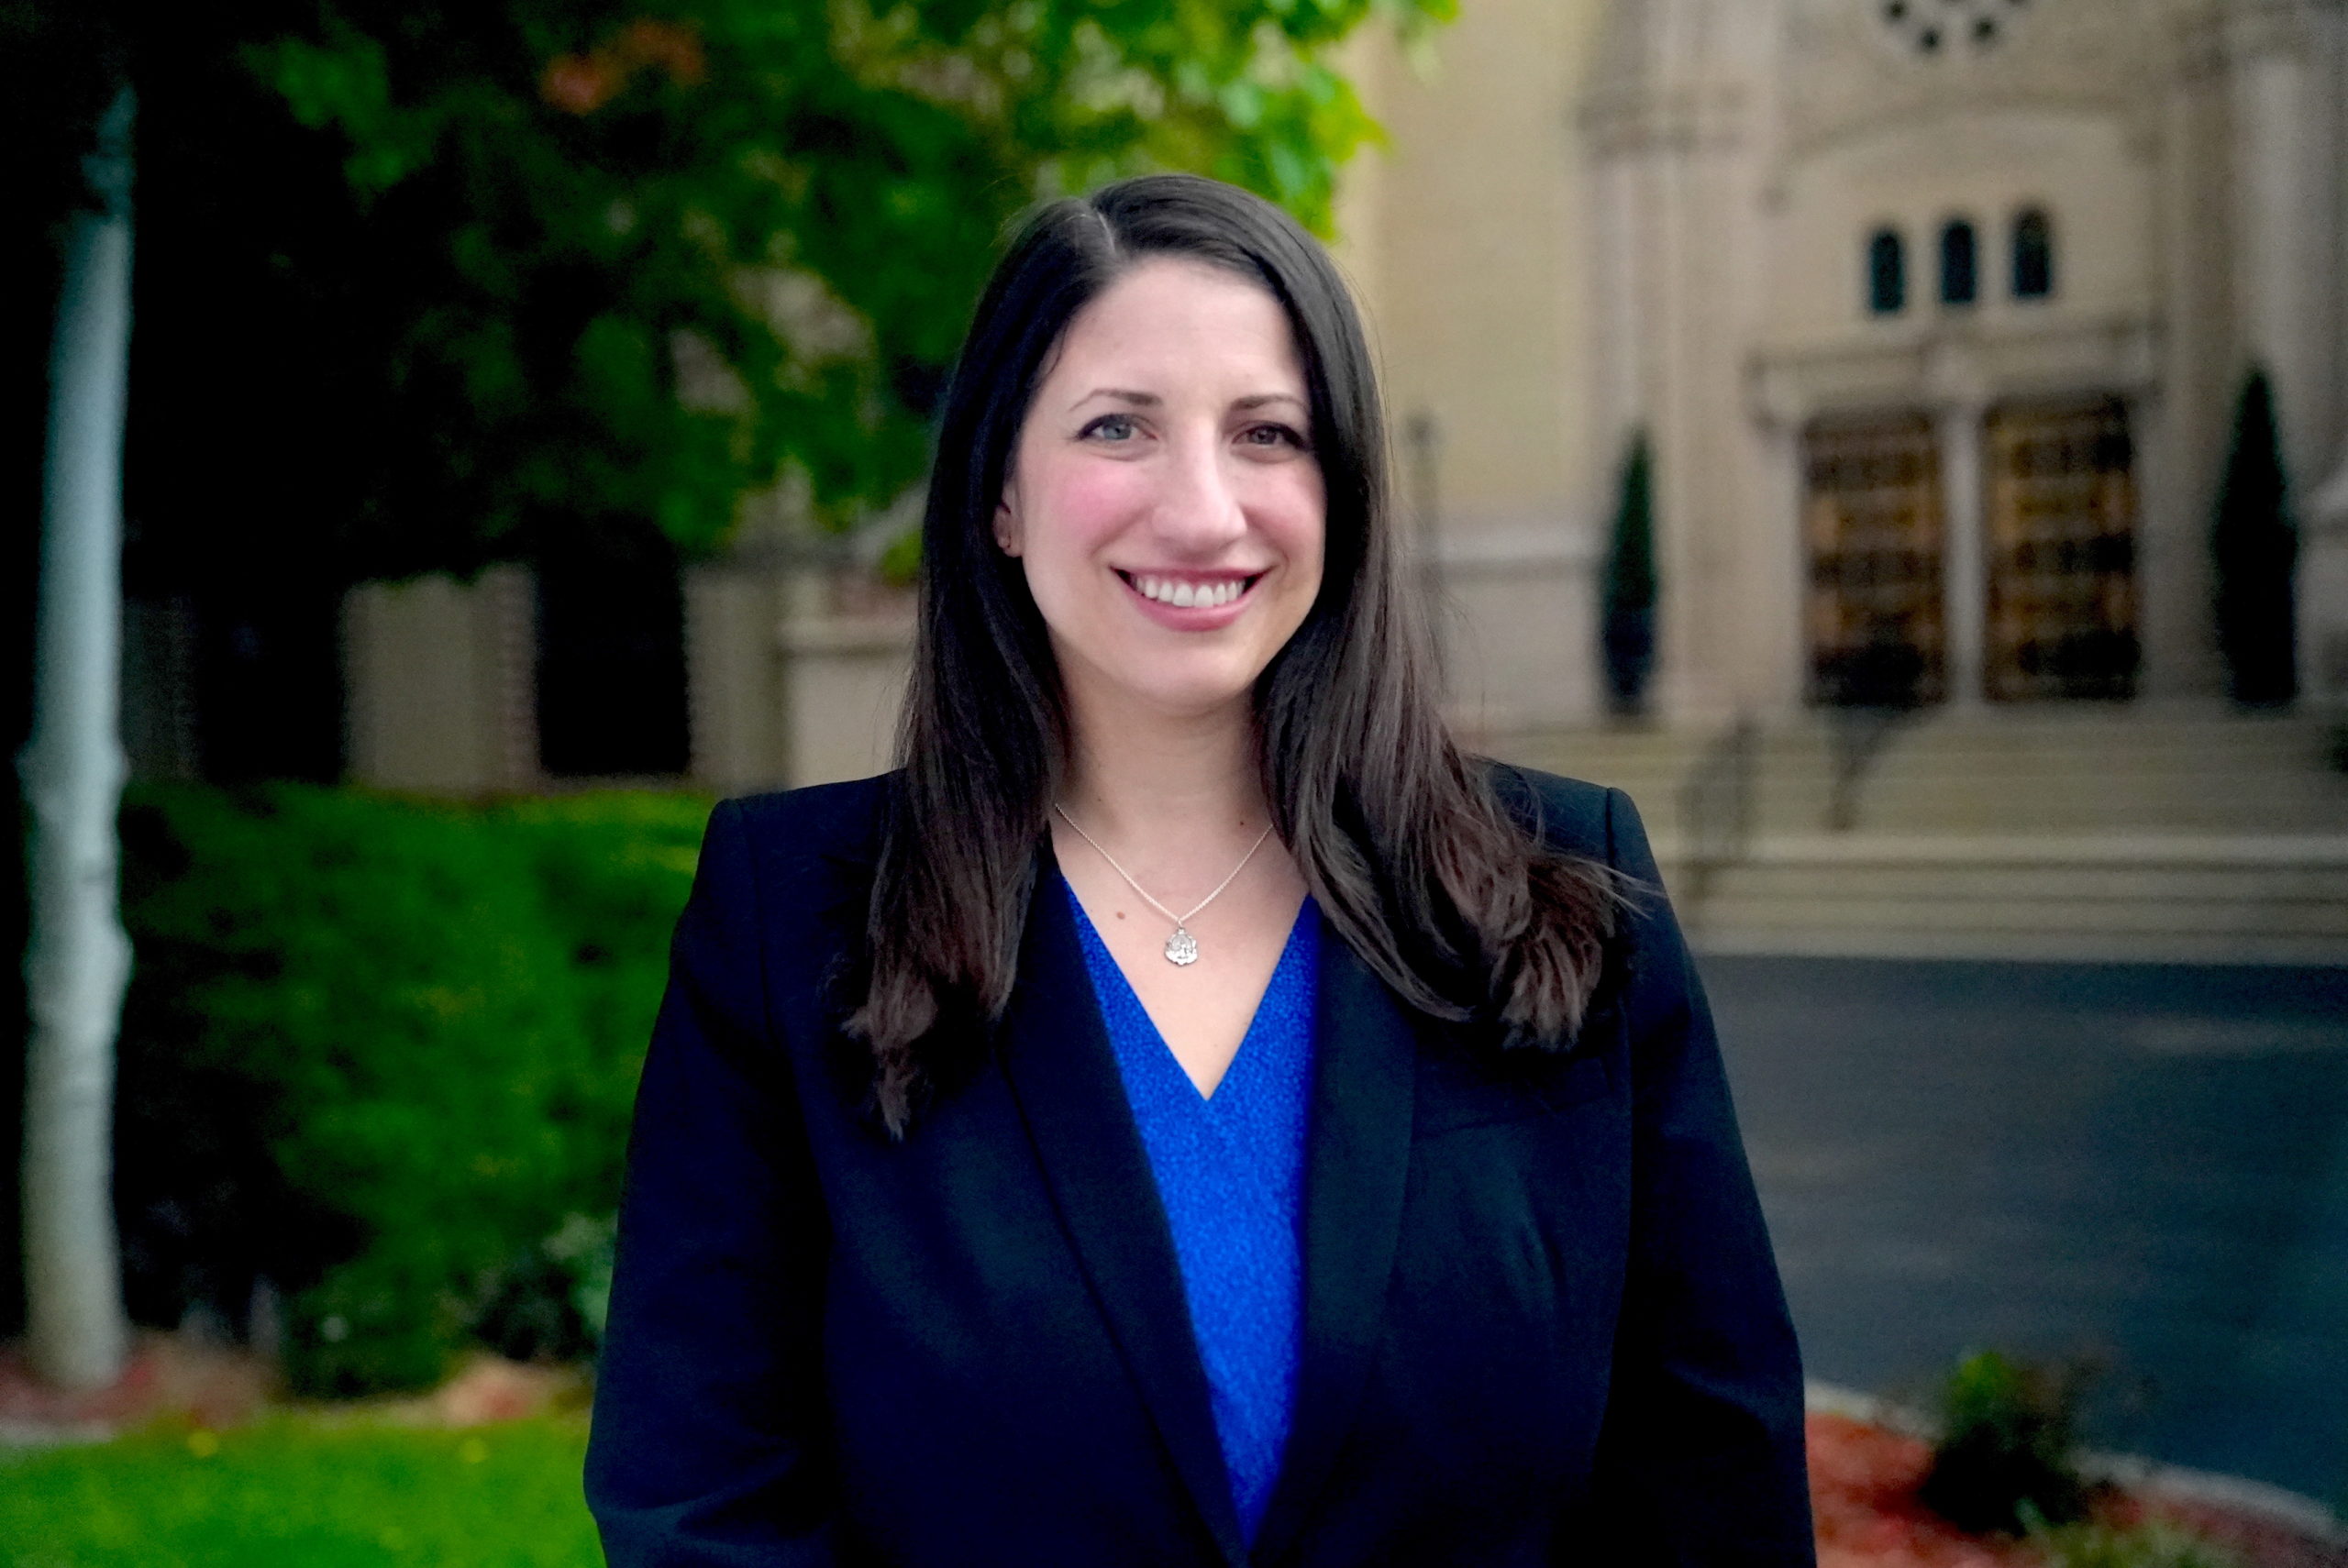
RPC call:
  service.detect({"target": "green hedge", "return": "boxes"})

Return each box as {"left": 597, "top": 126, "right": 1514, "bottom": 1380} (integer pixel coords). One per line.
{"left": 105, "top": 784, "right": 708, "bottom": 1395}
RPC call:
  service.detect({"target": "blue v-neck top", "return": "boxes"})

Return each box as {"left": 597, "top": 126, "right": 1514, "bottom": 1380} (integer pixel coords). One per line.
{"left": 1064, "top": 877, "right": 1319, "bottom": 1544}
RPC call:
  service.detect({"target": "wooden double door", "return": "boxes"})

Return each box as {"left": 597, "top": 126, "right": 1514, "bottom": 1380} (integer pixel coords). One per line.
{"left": 1803, "top": 396, "right": 2138, "bottom": 706}
{"left": 1803, "top": 412, "right": 1946, "bottom": 707}
{"left": 1978, "top": 396, "right": 2139, "bottom": 701}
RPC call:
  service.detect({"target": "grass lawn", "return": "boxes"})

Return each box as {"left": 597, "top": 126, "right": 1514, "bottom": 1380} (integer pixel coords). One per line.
{"left": 0, "top": 1413, "right": 599, "bottom": 1568}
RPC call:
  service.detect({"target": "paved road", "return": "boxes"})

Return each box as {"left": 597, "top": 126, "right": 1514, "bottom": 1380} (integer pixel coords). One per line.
{"left": 1702, "top": 955, "right": 2348, "bottom": 1512}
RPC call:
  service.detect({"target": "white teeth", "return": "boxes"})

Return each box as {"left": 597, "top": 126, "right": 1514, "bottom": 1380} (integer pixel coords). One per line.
{"left": 1131, "top": 574, "right": 1246, "bottom": 608}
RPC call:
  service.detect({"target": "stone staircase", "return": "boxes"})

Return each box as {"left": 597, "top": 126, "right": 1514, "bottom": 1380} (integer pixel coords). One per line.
{"left": 1491, "top": 709, "right": 2348, "bottom": 965}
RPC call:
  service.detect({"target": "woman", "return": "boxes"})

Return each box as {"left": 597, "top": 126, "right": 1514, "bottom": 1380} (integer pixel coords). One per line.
{"left": 585, "top": 173, "right": 1812, "bottom": 1566}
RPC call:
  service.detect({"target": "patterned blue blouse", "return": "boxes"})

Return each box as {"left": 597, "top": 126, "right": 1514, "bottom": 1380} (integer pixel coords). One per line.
{"left": 1064, "top": 876, "right": 1320, "bottom": 1545}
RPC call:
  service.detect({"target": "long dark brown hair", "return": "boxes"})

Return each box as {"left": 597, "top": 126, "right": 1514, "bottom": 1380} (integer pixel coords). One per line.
{"left": 849, "top": 173, "right": 1615, "bottom": 1133}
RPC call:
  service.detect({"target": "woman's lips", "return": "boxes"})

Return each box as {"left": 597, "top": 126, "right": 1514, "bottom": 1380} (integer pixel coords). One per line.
{"left": 1114, "top": 569, "right": 1263, "bottom": 628}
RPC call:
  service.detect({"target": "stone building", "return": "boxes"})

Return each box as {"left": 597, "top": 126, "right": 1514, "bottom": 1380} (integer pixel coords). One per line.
{"left": 338, "top": 0, "right": 2348, "bottom": 801}
{"left": 1343, "top": 0, "right": 2348, "bottom": 733}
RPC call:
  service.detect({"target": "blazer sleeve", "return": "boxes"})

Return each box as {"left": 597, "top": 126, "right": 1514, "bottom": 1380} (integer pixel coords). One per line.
{"left": 583, "top": 799, "right": 844, "bottom": 1566}
{"left": 1576, "top": 787, "right": 1815, "bottom": 1564}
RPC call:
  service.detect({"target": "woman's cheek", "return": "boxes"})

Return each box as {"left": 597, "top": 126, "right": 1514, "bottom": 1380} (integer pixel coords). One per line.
{"left": 1265, "top": 490, "right": 1326, "bottom": 593}
{"left": 1051, "top": 460, "right": 1149, "bottom": 546}
{"left": 1024, "top": 450, "right": 1141, "bottom": 549}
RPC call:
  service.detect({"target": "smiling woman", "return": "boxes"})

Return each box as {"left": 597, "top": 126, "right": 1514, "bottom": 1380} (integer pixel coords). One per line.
{"left": 584, "top": 174, "right": 1815, "bottom": 1566}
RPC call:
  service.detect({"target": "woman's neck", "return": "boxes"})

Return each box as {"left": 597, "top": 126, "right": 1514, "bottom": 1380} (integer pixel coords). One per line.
{"left": 1058, "top": 692, "right": 1266, "bottom": 854}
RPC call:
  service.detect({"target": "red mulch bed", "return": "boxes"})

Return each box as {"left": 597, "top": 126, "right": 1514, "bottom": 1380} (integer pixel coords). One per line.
{"left": 0, "top": 1333, "right": 270, "bottom": 1434}
{"left": 0, "top": 1332, "right": 578, "bottom": 1435}
{"left": 1810, "top": 1412, "right": 2346, "bottom": 1568}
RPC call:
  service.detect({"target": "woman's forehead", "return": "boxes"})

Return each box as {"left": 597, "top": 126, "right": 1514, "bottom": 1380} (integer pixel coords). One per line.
{"left": 1041, "top": 257, "right": 1305, "bottom": 401}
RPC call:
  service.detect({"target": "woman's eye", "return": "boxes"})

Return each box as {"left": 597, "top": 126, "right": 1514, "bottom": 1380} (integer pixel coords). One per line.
{"left": 1242, "top": 423, "right": 1306, "bottom": 450}
{"left": 1081, "top": 414, "right": 1137, "bottom": 442}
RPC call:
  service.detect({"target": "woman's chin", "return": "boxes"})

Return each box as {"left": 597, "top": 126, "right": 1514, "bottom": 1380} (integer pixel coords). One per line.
{"left": 1080, "top": 661, "right": 1266, "bottom": 723}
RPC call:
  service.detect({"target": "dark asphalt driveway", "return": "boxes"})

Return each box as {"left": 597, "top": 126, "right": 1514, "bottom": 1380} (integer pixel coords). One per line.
{"left": 1701, "top": 955, "right": 2348, "bottom": 1512}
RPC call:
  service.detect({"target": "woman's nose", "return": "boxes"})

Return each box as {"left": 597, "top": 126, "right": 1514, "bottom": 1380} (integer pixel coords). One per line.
{"left": 1149, "top": 433, "right": 1248, "bottom": 554}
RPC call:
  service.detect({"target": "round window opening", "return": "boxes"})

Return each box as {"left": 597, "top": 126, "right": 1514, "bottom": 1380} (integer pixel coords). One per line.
{"left": 1878, "top": 0, "right": 2032, "bottom": 56}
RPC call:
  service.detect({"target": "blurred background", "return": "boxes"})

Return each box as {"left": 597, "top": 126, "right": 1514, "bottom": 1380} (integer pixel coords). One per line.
{"left": 4, "top": 0, "right": 2346, "bottom": 1561}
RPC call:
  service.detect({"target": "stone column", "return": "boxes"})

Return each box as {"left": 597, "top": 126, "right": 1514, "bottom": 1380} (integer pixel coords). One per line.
{"left": 2308, "top": 463, "right": 2348, "bottom": 705}
{"left": 2294, "top": 12, "right": 2348, "bottom": 705}
{"left": 342, "top": 567, "right": 538, "bottom": 794}
{"left": 1760, "top": 419, "right": 1811, "bottom": 711}
{"left": 777, "top": 586, "right": 913, "bottom": 790}
{"left": 1939, "top": 403, "right": 1988, "bottom": 708}
{"left": 2227, "top": 4, "right": 2335, "bottom": 481}
{"left": 478, "top": 565, "right": 540, "bottom": 791}
{"left": 685, "top": 564, "right": 791, "bottom": 794}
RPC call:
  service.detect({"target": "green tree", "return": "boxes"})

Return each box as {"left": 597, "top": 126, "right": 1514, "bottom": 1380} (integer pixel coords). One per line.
{"left": 2212, "top": 368, "right": 2298, "bottom": 707}
{"left": 15, "top": 0, "right": 1452, "bottom": 586}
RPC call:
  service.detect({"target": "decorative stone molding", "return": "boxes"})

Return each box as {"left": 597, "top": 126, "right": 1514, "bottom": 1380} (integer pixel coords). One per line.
{"left": 1780, "top": 0, "right": 2166, "bottom": 160}
{"left": 1579, "top": 81, "right": 1754, "bottom": 157}
{"left": 1747, "top": 312, "right": 2163, "bottom": 426}
{"left": 2220, "top": 0, "right": 2332, "bottom": 61}
{"left": 2170, "top": 0, "right": 2340, "bottom": 83}
{"left": 1426, "top": 517, "right": 1603, "bottom": 573}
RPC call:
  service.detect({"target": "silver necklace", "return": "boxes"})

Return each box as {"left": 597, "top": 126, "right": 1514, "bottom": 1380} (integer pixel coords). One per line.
{"left": 1052, "top": 805, "right": 1275, "bottom": 966}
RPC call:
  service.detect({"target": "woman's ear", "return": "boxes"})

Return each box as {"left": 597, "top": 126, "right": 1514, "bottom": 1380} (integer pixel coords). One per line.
{"left": 992, "top": 491, "right": 1024, "bottom": 558}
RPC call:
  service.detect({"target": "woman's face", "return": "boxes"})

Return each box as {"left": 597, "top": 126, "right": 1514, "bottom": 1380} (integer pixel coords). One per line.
{"left": 996, "top": 257, "right": 1326, "bottom": 725}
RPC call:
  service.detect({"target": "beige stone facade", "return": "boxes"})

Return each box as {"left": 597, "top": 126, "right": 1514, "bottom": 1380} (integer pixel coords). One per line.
{"left": 1331, "top": 3, "right": 1617, "bottom": 734}
{"left": 1350, "top": 0, "right": 2348, "bottom": 731}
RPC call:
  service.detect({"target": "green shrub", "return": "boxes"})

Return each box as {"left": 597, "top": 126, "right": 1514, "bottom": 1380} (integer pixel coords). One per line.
{"left": 473, "top": 1212, "right": 617, "bottom": 1366}
{"left": 113, "top": 784, "right": 707, "bottom": 1395}
{"left": 2029, "top": 1514, "right": 2243, "bottom": 1568}
{"left": 1919, "top": 1350, "right": 2093, "bottom": 1534}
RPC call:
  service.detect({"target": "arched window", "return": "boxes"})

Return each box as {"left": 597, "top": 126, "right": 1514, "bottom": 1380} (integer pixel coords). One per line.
{"left": 1867, "top": 227, "right": 1907, "bottom": 315}
{"left": 1940, "top": 217, "right": 1978, "bottom": 306}
{"left": 2011, "top": 207, "right": 2054, "bottom": 299}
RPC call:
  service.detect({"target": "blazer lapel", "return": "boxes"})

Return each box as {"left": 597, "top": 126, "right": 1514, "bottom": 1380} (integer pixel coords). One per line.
{"left": 999, "top": 849, "right": 1247, "bottom": 1564}
{"left": 1249, "top": 928, "right": 1421, "bottom": 1564}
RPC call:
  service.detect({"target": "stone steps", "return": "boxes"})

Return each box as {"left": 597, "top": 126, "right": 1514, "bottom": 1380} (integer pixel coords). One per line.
{"left": 1504, "top": 713, "right": 2348, "bottom": 833}
{"left": 1651, "top": 835, "right": 2348, "bottom": 966}
{"left": 1493, "top": 711, "right": 2348, "bottom": 964}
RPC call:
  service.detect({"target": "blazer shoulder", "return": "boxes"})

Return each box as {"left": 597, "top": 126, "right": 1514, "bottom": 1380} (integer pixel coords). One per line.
{"left": 696, "top": 774, "right": 892, "bottom": 971}
{"left": 721, "top": 772, "right": 892, "bottom": 870}
{"left": 1480, "top": 761, "right": 1641, "bottom": 867}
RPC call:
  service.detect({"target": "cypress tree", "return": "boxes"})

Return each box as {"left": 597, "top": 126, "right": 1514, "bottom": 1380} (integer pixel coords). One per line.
{"left": 2212, "top": 370, "right": 2298, "bottom": 706}
{"left": 1602, "top": 431, "right": 1658, "bottom": 715}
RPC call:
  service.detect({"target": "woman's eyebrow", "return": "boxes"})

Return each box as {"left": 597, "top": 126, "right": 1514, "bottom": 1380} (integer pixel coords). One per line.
{"left": 1067, "top": 387, "right": 1160, "bottom": 412}
{"left": 1064, "top": 388, "right": 1306, "bottom": 414}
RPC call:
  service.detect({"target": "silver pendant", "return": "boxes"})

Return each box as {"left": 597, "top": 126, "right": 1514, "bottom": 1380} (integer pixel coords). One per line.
{"left": 1164, "top": 926, "right": 1200, "bottom": 966}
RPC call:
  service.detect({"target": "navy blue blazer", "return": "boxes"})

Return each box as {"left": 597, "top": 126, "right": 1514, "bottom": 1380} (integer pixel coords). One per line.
{"left": 584, "top": 767, "right": 1813, "bottom": 1566}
